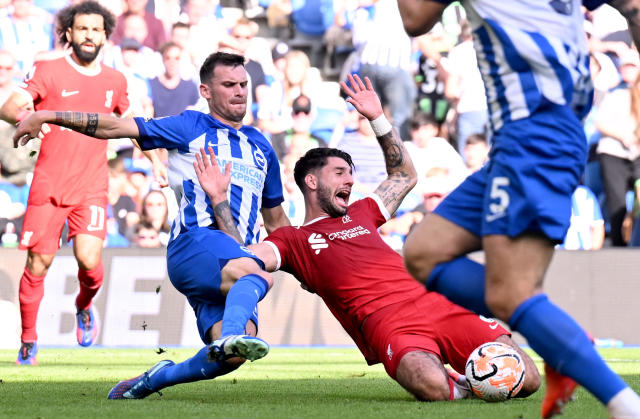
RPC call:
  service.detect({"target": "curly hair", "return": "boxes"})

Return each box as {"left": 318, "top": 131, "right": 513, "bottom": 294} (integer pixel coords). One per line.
{"left": 55, "top": 1, "right": 116, "bottom": 45}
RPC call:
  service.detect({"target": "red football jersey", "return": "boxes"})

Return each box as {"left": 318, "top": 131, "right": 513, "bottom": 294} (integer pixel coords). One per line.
{"left": 265, "top": 196, "right": 428, "bottom": 357}
{"left": 20, "top": 55, "right": 130, "bottom": 206}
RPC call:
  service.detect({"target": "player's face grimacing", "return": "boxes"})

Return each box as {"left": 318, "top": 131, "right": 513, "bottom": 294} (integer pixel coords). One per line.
{"left": 67, "top": 14, "right": 106, "bottom": 64}
{"left": 316, "top": 157, "right": 353, "bottom": 217}
{"left": 205, "top": 65, "right": 248, "bottom": 125}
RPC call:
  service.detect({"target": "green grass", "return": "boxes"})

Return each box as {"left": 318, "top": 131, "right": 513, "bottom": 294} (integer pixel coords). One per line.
{"left": 0, "top": 347, "right": 639, "bottom": 418}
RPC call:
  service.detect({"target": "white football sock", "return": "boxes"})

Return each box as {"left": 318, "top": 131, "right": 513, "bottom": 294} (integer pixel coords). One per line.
{"left": 607, "top": 387, "right": 640, "bottom": 418}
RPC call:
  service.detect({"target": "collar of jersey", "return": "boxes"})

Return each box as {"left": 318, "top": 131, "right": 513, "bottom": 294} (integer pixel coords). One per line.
{"left": 303, "top": 216, "right": 329, "bottom": 226}
{"left": 65, "top": 53, "right": 101, "bottom": 77}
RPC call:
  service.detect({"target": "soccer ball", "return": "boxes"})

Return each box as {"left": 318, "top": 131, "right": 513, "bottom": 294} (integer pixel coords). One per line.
{"left": 464, "top": 341, "right": 526, "bottom": 402}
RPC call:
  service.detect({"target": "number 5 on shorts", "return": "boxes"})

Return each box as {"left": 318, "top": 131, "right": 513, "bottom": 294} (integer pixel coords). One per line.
{"left": 489, "top": 177, "right": 510, "bottom": 216}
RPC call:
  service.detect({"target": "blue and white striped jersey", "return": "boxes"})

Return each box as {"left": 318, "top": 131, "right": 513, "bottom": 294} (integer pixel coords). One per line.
{"left": 437, "top": 0, "right": 595, "bottom": 133}
{"left": 135, "top": 111, "right": 284, "bottom": 245}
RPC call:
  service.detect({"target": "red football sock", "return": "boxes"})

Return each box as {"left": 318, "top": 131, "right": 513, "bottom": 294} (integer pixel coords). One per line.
{"left": 19, "top": 267, "right": 45, "bottom": 343}
{"left": 75, "top": 262, "right": 104, "bottom": 311}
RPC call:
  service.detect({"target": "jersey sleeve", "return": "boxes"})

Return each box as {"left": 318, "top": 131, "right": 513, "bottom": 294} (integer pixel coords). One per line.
{"left": 358, "top": 195, "right": 389, "bottom": 228}
{"left": 113, "top": 72, "right": 131, "bottom": 116}
{"left": 19, "top": 62, "right": 49, "bottom": 104}
{"left": 133, "top": 111, "right": 199, "bottom": 151}
{"left": 260, "top": 138, "right": 285, "bottom": 208}
{"left": 263, "top": 227, "right": 293, "bottom": 270}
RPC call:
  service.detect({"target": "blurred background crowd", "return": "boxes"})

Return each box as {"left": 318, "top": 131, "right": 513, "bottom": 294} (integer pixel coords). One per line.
{"left": 0, "top": 0, "right": 639, "bottom": 250}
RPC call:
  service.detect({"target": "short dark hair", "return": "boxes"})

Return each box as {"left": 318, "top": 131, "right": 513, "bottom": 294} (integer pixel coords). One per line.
{"left": 465, "top": 133, "right": 488, "bottom": 146}
{"left": 199, "top": 51, "right": 245, "bottom": 84}
{"left": 172, "top": 21, "right": 190, "bottom": 31}
{"left": 293, "top": 148, "right": 354, "bottom": 192}
{"left": 55, "top": 1, "right": 116, "bottom": 45}
{"left": 410, "top": 111, "right": 439, "bottom": 131}
{"left": 159, "top": 41, "right": 181, "bottom": 57}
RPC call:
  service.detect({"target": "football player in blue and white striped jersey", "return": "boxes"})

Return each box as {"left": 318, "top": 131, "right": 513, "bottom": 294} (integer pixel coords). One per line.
{"left": 399, "top": 1, "right": 640, "bottom": 418}
{"left": 13, "top": 51, "right": 291, "bottom": 399}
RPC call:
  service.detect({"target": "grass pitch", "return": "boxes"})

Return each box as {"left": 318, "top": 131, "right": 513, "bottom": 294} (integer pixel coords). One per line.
{"left": 0, "top": 347, "right": 639, "bottom": 418}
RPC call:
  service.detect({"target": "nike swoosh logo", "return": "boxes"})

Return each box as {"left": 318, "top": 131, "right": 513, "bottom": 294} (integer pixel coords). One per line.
{"left": 61, "top": 90, "right": 79, "bottom": 97}
{"left": 489, "top": 323, "right": 499, "bottom": 330}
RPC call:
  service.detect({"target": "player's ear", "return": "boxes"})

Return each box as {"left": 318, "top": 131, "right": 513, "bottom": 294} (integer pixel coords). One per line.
{"left": 304, "top": 173, "right": 317, "bottom": 191}
{"left": 65, "top": 27, "right": 72, "bottom": 44}
{"left": 199, "top": 83, "right": 211, "bottom": 100}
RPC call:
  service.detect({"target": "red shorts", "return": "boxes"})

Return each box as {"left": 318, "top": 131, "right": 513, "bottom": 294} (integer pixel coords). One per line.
{"left": 19, "top": 196, "right": 107, "bottom": 254}
{"left": 361, "top": 292, "right": 508, "bottom": 380}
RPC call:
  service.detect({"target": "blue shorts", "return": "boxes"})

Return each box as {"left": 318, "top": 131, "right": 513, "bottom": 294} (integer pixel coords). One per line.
{"left": 435, "top": 104, "right": 587, "bottom": 242}
{"left": 166, "top": 228, "right": 264, "bottom": 343}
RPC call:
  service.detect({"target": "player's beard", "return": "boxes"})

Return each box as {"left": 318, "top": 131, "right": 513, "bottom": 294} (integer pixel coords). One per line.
{"left": 71, "top": 41, "right": 102, "bottom": 64}
{"left": 317, "top": 182, "right": 347, "bottom": 218}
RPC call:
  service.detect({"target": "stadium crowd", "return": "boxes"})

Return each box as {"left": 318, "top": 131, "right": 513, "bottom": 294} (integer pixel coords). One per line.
{"left": 0, "top": 0, "right": 639, "bottom": 250}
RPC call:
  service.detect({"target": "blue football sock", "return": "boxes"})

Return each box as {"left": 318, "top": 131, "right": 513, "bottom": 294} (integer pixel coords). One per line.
{"left": 426, "top": 257, "right": 493, "bottom": 317}
{"left": 221, "top": 273, "right": 269, "bottom": 337}
{"left": 510, "top": 294, "right": 627, "bottom": 404}
{"left": 148, "top": 346, "right": 236, "bottom": 390}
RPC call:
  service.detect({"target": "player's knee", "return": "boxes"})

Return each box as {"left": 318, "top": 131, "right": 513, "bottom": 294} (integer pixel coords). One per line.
{"left": 75, "top": 252, "right": 102, "bottom": 271}
{"left": 26, "top": 253, "right": 53, "bottom": 276}
{"left": 403, "top": 238, "right": 437, "bottom": 282}
{"left": 521, "top": 367, "right": 541, "bottom": 397}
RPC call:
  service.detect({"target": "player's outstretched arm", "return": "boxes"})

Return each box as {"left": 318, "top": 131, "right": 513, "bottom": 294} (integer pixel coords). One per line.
{"left": 340, "top": 74, "right": 417, "bottom": 217}
{"left": 397, "top": 0, "right": 447, "bottom": 37}
{"left": 193, "top": 146, "right": 279, "bottom": 271}
{"left": 13, "top": 110, "right": 140, "bottom": 147}
{"left": 609, "top": 0, "right": 640, "bottom": 51}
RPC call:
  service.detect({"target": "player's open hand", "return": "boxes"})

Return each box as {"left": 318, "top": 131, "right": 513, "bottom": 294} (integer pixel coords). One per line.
{"left": 13, "top": 111, "right": 50, "bottom": 148}
{"left": 193, "top": 146, "right": 231, "bottom": 205}
{"left": 339, "top": 74, "right": 383, "bottom": 121}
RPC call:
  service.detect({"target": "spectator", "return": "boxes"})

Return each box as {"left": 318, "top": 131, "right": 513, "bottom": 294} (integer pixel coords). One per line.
{"left": 353, "top": 0, "right": 415, "bottom": 140}
{"left": 445, "top": 19, "right": 488, "bottom": 156}
{"left": 137, "top": 189, "right": 171, "bottom": 246}
{"left": 118, "top": 37, "right": 155, "bottom": 118}
{"left": 132, "top": 220, "right": 162, "bottom": 248}
{"left": 289, "top": 0, "right": 334, "bottom": 68}
{"left": 168, "top": 21, "right": 198, "bottom": 81}
{"left": 271, "top": 94, "right": 324, "bottom": 161}
{"left": 0, "top": 49, "right": 38, "bottom": 187}
{"left": 0, "top": 0, "right": 53, "bottom": 77}
{"left": 219, "top": 18, "right": 268, "bottom": 122}
{"left": 179, "top": 0, "right": 228, "bottom": 70}
{"left": 595, "top": 49, "right": 640, "bottom": 246}
{"left": 111, "top": 0, "right": 167, "bottom": 51}
{"left": 405, "top": 111, "right": 468, "bottom": 197}
{"left": 153, "top": 0, "right": 182, "bottom": 35}
{"left": 413, "top": 25, "right": 451, "bottom": 130}
{"left": 258, "top": 49, "right": 321, "bottom": 135}
{"left": 463, "top": 133, "right": 489, "bottom": 173}
{"left": 558, "top": 185, "right": 605, "bottom": 250}
{"left": 0, "top": 162, "right": 27, "bottom": 247}
{"left": 149, "top": 41, "right": 199, "bottom": 117}
{"left": 623, "top": 178, "right": 640, "bottom": 246}
{"left": 120, "top": 13, "right": 164, "bottom": 78}
{"left": 108, "top": 156, "right": 139, "bottom": 238}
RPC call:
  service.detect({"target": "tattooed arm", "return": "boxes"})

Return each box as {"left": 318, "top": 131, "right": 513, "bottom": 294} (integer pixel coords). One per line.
{"left": 609, "top": 0, "right": 640, "bottom": 51}
{"left": 340, "top": 74, "right": 417, "bottom": 217}
{"left": 13, "top": 110, "right": 140, "bottom": 147}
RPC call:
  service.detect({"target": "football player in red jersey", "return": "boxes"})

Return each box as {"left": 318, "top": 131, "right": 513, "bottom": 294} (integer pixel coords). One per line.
{"left": 0, "top": 1, "right": 167, "bottom": 365}
{"left": 194, "top": 74, "right": 541, "bottom": 402}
